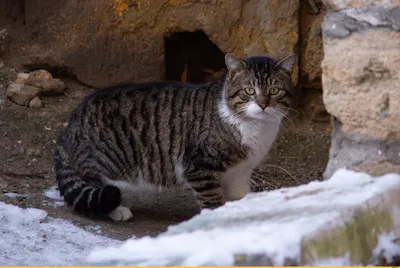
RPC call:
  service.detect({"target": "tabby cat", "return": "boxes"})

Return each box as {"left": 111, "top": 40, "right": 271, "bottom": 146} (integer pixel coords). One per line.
{"left": 54, "top": 53, "right": 297, "bottom": 221}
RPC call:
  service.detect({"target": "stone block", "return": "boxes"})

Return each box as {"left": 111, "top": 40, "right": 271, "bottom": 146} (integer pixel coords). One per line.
{"left": 324, "top": 119, "right": 400, "bottom": 178}
{"left": 83, "top": 169, "right": 400, "bottom": 266}
{"left": 322, "top": 30, "right": 400, "bottom": 141}
{"left": 322, "top": 6, "right": 400, "bottom": 177}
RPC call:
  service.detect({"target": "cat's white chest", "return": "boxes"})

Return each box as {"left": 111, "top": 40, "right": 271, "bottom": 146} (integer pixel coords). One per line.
{"left": 239, "top": 121, "right": 281, "bottom": 163}
{"left": 221, "top": 121, "right": 281, "bottom": 201}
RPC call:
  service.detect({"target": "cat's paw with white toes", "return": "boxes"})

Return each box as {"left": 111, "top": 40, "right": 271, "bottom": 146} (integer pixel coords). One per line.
{"left": 108, "top": 206, "right": 133, "bottom": 222}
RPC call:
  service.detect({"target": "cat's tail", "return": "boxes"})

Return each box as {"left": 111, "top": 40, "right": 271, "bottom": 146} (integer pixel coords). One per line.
{"left": 53, "top": 139, "right": 121, "bottom": 215}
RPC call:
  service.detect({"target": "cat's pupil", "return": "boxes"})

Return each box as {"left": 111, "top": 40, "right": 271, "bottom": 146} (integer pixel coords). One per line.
{"left": 270, "top": 88, "right": 278, "bottom": 95}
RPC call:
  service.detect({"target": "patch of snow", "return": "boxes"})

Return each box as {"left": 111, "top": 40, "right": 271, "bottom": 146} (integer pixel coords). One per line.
{"left": 86, "top": 225, "right": 103, "bottom": 234}
{"left": 44, "top": 186, "right": 64, "bottom": 201}
{"left": 85, "top": 169, "right": 400, "bottom": 266}
{"left": 0, "top": 202, "right": 120, "bottom": 265}
{"left": 4, "top": 192, "right": 28, "bottom": 198}
{"left": 372, "top": 231, "right": 400, "bottom": 264}
{"left": 45, "top": 200, "right": 65, "bottom": 208}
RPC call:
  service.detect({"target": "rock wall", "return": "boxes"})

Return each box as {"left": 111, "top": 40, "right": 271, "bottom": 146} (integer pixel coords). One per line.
{"left": 300, "top": 0, "right": 326, "bottom": 89}
{"left": 0, "top": 0, "right": 299, "bottom": 88}
{"left": 0, "top": 0, "right": 332, "bottom": 108}
{"left": 322, "top": 1, "right": 400, "bottom": 177}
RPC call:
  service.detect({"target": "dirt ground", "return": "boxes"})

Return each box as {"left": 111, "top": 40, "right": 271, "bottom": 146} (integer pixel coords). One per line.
{"left": 0, "top": 65, "right": 331, "bottom": 241}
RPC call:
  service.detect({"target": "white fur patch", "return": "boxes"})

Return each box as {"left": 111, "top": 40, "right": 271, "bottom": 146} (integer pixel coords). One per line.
{"left": 108, "top": 206, "right": 133, "bottom": 222}
{"left": 219, "top": 99, "right": 282, "bottom": 200}
{"left": 245, "top": 102, "right": 285, "bottom": 122}
{"left": 246, "top": 102, "right": 264, "bottom": 118}
{"left": 174, "top": 161, "right": 186, "bottom": 184}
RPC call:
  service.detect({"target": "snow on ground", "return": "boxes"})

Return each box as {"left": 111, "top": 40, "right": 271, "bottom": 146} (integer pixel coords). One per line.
{"left": 43, "top": 186, "right": 65, "bottom": 207}
{"left": 0, "top": 202, "right": 120, "bottom": 265}
{"left": 84, "top": 169, "right": 400, "bottom": 266}
{"left": 4, "top": 192, "right": 28, "bottom": 198}
{"left": 44, "top": 186, "right": 64, "bottom": 201}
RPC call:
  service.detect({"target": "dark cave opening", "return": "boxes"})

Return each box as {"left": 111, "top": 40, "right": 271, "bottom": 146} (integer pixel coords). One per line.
{"left": 164, "top": 30, "right": 226, "bottom": 84}
{"left": 0, "top": 0, "right": 25, "bottom": 23}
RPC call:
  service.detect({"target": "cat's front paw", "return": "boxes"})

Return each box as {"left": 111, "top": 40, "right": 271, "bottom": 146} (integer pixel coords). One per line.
{"left": 108, "top": 206, "right": 133, "bottom": 222}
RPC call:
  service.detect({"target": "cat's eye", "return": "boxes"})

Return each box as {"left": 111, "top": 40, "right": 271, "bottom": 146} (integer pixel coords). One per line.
{"left": 244, "top": 87, "right": 255, "bottom": 95}
{"left": 270, "top": 88, "right": 280, "bottom": 95}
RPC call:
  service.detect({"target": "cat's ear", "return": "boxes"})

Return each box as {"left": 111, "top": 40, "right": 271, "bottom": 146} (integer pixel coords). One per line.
{"left": 276, "top": 55, "right": 297, "bottom": 73}
{"left": 225, "top": 53, "right": 247, "bottom": 72}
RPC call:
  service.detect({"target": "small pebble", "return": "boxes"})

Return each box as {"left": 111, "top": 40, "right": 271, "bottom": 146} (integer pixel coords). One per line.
{"left": 29, "top": 96, "right": 43, "bottom": 109}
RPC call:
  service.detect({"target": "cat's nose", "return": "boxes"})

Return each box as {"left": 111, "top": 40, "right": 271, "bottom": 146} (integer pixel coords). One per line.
{"left": 259, "top": 103, "right": 268, "bottom": 110}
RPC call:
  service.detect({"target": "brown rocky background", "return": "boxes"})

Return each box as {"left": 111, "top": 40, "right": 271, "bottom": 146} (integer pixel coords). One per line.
{"left": 0, "top": 0, "right": 331, "bottom": 239}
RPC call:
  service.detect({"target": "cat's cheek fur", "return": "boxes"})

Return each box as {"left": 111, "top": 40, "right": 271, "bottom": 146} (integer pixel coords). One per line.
{"left": 264, "top": 107, "right": 285, "bottom": 122}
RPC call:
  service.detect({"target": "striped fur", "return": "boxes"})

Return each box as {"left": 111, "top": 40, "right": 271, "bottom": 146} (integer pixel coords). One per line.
{"left": 53, "top": 53, "right": 297, "bottom": 219}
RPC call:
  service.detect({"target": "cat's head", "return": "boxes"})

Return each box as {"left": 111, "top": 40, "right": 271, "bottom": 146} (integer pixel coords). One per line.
{"left": 221, "top": 53, "right": 297, "bottom": 123}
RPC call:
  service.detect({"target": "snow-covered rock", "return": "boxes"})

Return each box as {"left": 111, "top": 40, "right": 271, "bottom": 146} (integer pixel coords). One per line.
{"left": 84, "top": 169, "right": 400, "bottom": 266}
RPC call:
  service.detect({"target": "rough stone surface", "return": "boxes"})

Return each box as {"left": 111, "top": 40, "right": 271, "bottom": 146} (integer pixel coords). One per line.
{"left": 83, "top": 169, "right": 400, "bottom": 266}
{"left": 324, "top": 119, "right": 400, "bottom": 180}
{"left": 25, "top": 70, "right": 65, "bottom": 95}
{"left": 322, "top": 30, "right": 400, "bottom": 141}
{"left": 302, "top": 184, "right": 400, "bottom": 265}
{"left": 29, "top": 96, "right": 43, "bottom": 109}
{"left": 300, "top": 1, "right": 327, "bottom": 89}
{"left": 323, "top": 0, "right": 400, "bottom": 10}
{"left": 322, "top": 4, "right": 400, "bottom": 176}
{"left": 6, "top": 83, "right": 41, "bottom": 106}
{"left": 0, "top": 0, "right": 299, "bottom": 88}
{"left": 15, "top": 73, "right": 29, "bottom": 83}
{"left": 322, "top": 7, "right": 400, "bottom": 39}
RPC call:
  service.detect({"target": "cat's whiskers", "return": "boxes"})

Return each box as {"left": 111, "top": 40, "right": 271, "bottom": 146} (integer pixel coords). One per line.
{"left": 276, "top": 107, "right": 298, "bottom": 133}
{"left": 231, "top": 108, "right": 253, "bottom": 124}
{"left": 270, "top": 108, "right": 284, "bottom": 125}
{"left": 280, "top": 106, "right": 299, "bottom": 114}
